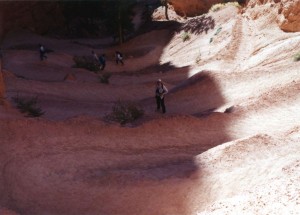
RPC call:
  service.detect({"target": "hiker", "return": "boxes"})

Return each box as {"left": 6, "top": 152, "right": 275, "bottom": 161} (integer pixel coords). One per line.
{"left": 155, "top": 79, "right": 168, "bottom": 113}
{"left": 115, "top": 51, "right": 124, "bottom": 65}
{"left": 39, "top": 44, "right": 47, "bottom": 61}
{"left": 92, "top": 50, "right": 99, "bottom": 62}
{"left": 92, "top": 50, "right": 102, "bottom": 69}
{"left": 99, "top": 54, "right": 106, "bottom": 70}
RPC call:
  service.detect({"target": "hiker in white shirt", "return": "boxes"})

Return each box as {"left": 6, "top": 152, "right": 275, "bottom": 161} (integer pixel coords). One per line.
{"left": 155, "top": 79, "right": 168, "bottom": 113}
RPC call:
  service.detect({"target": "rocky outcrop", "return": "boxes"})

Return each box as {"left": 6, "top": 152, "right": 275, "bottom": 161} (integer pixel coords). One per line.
{"left": 168, "top": 0, "right": 224, "bottom": 17}
{"left": 247, "top": 0, "right": 300, "bottom": 32}
{"left": 166, "top": 0, "right": 300, "bottom": 32}
{"left": 167, "top": 0, "right": 248, "bottom": 17}
{"left": 63, "top": 73, "right": 77, "bottom": 82}
{"left": 278, "top": 0, "right": 300, "bottom": 32}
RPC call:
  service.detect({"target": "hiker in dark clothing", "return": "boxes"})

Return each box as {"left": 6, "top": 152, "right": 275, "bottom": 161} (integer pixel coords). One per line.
{"left": 115, "top": 51, "right": 124, "bottom": 65}
{"left": 155, "top": 79, "right": 168, "bottom": 113}
{"left": 99, "top": 54, "right": 106, "bottom": 70}
{"left": 39, "top": 44, "right": 47, "bottom": 61}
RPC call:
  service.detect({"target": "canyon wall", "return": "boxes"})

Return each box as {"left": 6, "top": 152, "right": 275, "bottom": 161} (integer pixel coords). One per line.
{"left": 0, "top": 1, "right": 65, "bottom": 38}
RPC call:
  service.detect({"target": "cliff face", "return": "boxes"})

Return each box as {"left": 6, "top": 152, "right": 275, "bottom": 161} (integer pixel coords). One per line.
{"left": 0, "top": 72, "right": 4, "bottom": 103}
{"left": 247, "top": 0, "right": 300, "bottom": 32}
{"left": 0, "top": 72, "right": 4, "bottom": 98}
{"left": 0, "top": 1, "right": 65, "bottom": 38}
{"left": 0, "top": 49, "right": 3, "bottom": 102}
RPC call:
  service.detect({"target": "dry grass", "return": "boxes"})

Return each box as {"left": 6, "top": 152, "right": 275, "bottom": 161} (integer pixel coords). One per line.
{"left": 209, "top": 2, "right": 241, "bottom": 12}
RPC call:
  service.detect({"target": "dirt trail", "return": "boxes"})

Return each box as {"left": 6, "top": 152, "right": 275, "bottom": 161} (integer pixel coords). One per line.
{"left": 1, "top": 4, "right": 300, "bottom": 215}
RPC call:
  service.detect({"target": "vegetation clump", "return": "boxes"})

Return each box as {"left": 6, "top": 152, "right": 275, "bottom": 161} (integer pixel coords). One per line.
{"left": 209, "top": 2, "right": 241, "bottom": 12}
{"left": 294, "top": 52, "right": 300, "bottom": 61}
{"left": 73, "top": 56, "right": 100, "bottom": 72}
{"left": 98, "top": 72, "right": 112, "bottom": 84}
{"left": 12, "top": 96, "right": 44, "bottom": 117}
{"left": 182, "top": 31, "right": 191, "bottom": 42}
{"left": 108, "top": 100, "right": 144, "bottom": 125}
{"left": 195, "top": 52, "right": 201, "bottom": 64}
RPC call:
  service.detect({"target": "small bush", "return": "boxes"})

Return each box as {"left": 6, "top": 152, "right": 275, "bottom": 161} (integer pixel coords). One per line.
{"left": 108, "top": 100, "right": 144, "bottom": 125}
{"left": 182, "top": 31, "right": 191, "bottom": 42}
{"left": 214, "top": 27, "right": 222, "bottom": 35}
{"left": 98, "top": 72, "right": 112, "bottom": 84}
{"left": 209, "top": 2, "right": 240, "bottom": 12}
{"left": 195, "top": 53, "right": 201, "bottom": 64}
{"left": 73, "top": 56, "right": 100, "bottom": 72}
{"left": 12, "top": 96, "right": 44, "bottom": 117}
{"left": 294, "top": 52, "right": 300, "bottom": 61}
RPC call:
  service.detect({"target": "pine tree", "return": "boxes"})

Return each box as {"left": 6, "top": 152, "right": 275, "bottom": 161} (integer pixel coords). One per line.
{"left": 161, "top": 0, "right": 169, "bottom": 20}
{"left": 103, "top": 0, "right": 136, "bottom": 44}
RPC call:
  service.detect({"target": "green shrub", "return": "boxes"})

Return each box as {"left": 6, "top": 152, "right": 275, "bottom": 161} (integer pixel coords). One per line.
{"left": 294, "top": 52, "right": 300, "bottom": 61}
{"left": 12, "top": 96, "right": 44, "bottom": 117}
{"left": 182, "top": 31, "right": 191, "bottom": 42}
{"left": 73, "top": 56, "right": 100, "bottom": 72}
{"left": 214, "top": 27, "right": 222, "bottom": 35}
{"left": 108, "top": 100, "right": 144, "bottom": 125}
{"left": 209, "top": 2, "right": 240, "bottom": 12}
{"left": 195, "top": 52, "right": 201, "bottom": 64}
{"left": 98, "top": 72, "right": 112, "bottom": 84}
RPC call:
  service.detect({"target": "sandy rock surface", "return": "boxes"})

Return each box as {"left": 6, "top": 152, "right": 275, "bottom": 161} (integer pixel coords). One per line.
{"left": 0, "top": 3, "right": 300, "bottom": 215}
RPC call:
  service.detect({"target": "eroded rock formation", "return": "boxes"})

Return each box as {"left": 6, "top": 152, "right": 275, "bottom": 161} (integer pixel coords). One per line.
{"left": 167, "top": 0, "right": 300, "bottom": 32}
{"left": 247, "top": 0, "right": 300, "bottom": 32}
{"left": 278, "top": 0, "right": 300, "bottom": 32}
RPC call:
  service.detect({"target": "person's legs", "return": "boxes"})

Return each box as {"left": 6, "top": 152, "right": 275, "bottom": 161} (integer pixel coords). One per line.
{"left": 161, "top": 97, "right": 166, "bottom": 113}
{"left": 156, "top": 96, "right": 161, "bottom": 111}
{"left": 41, "top": 52, "right": 47, "bottom": 60}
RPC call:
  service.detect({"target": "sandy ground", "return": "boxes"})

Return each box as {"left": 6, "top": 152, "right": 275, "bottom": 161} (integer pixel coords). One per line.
{"left": 0, "top": 5, "right": 300, "bottom": 215}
